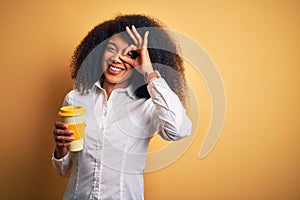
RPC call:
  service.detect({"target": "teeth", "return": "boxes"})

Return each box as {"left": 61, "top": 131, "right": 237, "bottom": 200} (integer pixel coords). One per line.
{"left": 109, "top": 66, "right": 122, "bottom": 72}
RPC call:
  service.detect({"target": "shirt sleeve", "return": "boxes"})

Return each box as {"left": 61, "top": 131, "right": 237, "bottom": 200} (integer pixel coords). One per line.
{"left": 51, "top": 151, "right": 73, "bottom": 178}
{"left": 51, "top": 92, "right": 73, "bottom": 177}
{"left": 147, "top": 78, "right": 192, "bottom": 141}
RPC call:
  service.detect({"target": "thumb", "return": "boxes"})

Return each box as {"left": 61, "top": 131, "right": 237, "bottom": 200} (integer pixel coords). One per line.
{"left": 119, "top": 54, "right": 134, "bottom": 66}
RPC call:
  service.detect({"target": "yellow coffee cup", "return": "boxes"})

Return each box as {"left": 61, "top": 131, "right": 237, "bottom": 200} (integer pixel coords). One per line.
{"left": 58, "top": 106, "right": 86, "bottom": 152}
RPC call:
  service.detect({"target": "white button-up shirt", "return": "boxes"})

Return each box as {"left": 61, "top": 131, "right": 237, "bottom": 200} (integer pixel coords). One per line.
{"left": 52, "top": 78, "right": 192, "bottom": 200}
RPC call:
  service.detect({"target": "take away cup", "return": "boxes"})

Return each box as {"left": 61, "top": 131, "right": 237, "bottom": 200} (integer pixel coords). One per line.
{"left": 58, "top": 106, "right": 86, "bottom": 152}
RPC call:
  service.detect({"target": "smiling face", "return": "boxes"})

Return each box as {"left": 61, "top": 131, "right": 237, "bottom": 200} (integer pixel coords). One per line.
{"left": 102, "top": 34, "right": 134, "bottom": 88}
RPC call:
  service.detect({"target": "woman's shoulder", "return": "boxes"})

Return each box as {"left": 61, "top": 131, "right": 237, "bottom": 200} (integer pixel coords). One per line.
{"left": 65, "top": 86, "right": 97, "bottom": 97}
{"left": 63, "top": 87, "right": 97, "bottom": 105}
{"left": 64, "top": 88, "right": 82, "bottom": 99}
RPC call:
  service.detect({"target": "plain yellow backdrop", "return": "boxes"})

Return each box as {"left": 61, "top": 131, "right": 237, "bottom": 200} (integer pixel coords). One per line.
{"left": 0, "top": 0, "right": 299, "bottom": 199}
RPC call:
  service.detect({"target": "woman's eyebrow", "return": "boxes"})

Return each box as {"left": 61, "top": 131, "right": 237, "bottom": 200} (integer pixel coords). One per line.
{"left": 107, "top": 42, "right": 118, "bottom": 48}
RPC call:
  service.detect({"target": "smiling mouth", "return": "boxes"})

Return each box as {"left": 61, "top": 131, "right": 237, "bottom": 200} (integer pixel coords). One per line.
{"left": 108, "top": 65, "right": 124, "bottom": 72}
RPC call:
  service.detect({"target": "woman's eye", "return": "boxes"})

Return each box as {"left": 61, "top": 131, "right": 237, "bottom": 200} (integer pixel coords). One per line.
{"left": 106, "top": 46, "right": 116, "bottom": 52}
{"left": 127, "top": 51, "right": 138, "bottom": 59}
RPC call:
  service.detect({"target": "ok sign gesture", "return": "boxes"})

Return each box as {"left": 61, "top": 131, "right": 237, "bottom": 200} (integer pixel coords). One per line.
{"left": 120, "top": 25, "right": 154, "bottom": 76}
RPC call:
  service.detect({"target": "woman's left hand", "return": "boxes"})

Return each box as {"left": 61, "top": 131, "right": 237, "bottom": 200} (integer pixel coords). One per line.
{"left": 119, "top": 25, "right": 154, "bottom": 76}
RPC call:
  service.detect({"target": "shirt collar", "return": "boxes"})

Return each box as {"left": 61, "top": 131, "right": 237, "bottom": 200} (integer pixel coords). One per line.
{"left": 94, "top": 81, "right": 136, "bottom": 100}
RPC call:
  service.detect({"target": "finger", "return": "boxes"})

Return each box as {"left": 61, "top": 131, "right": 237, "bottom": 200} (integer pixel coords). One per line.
{"left": 126, "top": 26, "right": 138, "bottom": 44}
{"left": 56, "top": 141, "right": 72, "bottom": 147}
{"left": 55, "top": 135, "right": 74, "bottom": 142}
{"left": 54, "top": 134, "right": 74, "bottom": 148}
{"left": 53, "top": 129, "right": 74, "bottom": 136}
{"left": 55, "top": 121, "right": 68, "bottom": 129}
{"left": 122, "top": 44, "right": 138, "bottom": 56}
{"left": 143, "top": 31, "right": 149, "bottom": 49}
{"left": 131, "top": 25, "right": 143, "bottom": 47}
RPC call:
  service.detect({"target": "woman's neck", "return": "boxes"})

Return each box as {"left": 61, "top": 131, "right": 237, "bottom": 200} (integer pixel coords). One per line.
{"left": 102, "top": 79, "right": 129, "bottom": 99}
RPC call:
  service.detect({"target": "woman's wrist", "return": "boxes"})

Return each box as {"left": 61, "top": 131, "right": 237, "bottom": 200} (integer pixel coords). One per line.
{"left": 54, "top": 146, "right": 68, "bottom": 159}
{"left": 144, "top": 70, "right": 161, "bottom": 84}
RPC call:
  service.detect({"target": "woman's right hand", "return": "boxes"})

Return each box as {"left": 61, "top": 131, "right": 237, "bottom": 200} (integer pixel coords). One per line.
{"left": 53, "top": 122, "right": 74, "bottom": 159}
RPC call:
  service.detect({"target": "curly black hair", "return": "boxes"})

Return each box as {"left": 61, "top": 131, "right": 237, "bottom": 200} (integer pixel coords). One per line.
{"left": 71, "top": 14, "right": 187, "bottom": 106}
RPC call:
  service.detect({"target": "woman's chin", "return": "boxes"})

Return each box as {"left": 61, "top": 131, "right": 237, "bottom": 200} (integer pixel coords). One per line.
{"left": 103, "top": 71, "right": 133, "bottom": 86}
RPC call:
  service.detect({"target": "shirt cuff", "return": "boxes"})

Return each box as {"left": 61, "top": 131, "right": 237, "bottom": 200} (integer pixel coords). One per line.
{"left": 147, "top": 78, "right": 173, "bottom": 97}
{"left": 51, "top": 150, "right": 71, "bottom": 177}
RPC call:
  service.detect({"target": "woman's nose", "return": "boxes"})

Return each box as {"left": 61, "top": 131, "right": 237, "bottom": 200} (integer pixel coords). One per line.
{"left": 111, "top": 53, "right": 122, "bottom": 63}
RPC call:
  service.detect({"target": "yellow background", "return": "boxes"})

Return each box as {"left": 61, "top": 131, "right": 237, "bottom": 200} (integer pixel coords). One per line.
{"left": 0, "top": 0, "right": 299, "bottom": 199}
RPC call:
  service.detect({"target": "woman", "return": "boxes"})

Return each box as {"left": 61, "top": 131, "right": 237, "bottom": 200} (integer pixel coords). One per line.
{"left": 52, "top": 14, "right": 192, "bottom": 200}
